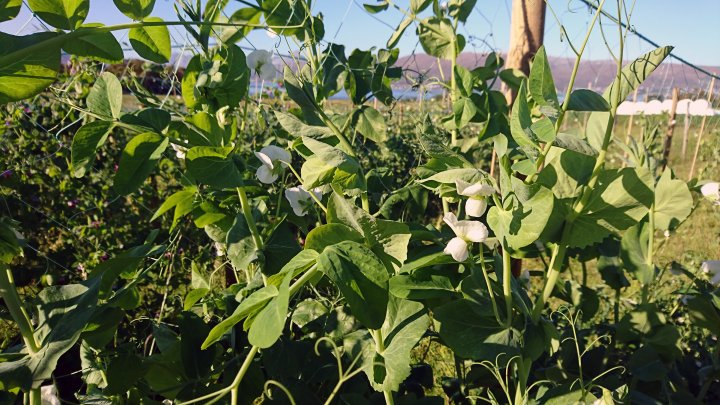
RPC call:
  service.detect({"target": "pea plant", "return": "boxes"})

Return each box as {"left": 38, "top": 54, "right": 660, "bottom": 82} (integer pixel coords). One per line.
{"left": 1, "top": 0, "right": 719, "bottom": 404}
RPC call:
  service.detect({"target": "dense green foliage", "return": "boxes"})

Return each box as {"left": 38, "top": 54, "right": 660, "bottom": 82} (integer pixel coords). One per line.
{"left": 1, "top": 1, "right": 719, "bottom": 404}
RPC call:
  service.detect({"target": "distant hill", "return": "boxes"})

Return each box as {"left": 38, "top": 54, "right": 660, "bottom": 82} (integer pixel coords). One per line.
{"left": 66, "top": 50, "right": 719, "bottom": 99}
{"left": 396, "top": 52, "right": 720, "bottom": 98}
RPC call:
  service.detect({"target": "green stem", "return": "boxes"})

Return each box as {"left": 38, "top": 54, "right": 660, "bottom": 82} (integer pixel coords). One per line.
{"left": 237, "top": 187, "right": 264, "bottom": 251}
{"left": 0, "top": 264, "right": 40, "bottom": 354}
{"left": 524, "top": 0, "right": 607, "bottom": 184}
{"left": 28, "top": 388, "right": 41, "bottom": 405}
{"left": 531, "top": 240, "right": 567, "bottom": 323}
{"left": 476, "top": 246, "right": 504, "bottom": 327}
{"left": 643, "top": 204, "right": 655, "bottom": 304}
{"left": 289, "top": 264, "right": 319, "bottom": 297}
{"left": 449, "top": 18, "right": 459, "bottom": 147}
{"left": 502, "top": 248, "right": 513, "bottom": 327}
{"left": 530, "top": 0, "right": 625, "bottom": 323}
{"left": 316, "top": 109, "right": 355, "bottom": 157}
{"left": 228, "top": 346, "right": 260, "bottom": 405}
{"left": 370, "top": 329, "right": 394, "bottom": 405}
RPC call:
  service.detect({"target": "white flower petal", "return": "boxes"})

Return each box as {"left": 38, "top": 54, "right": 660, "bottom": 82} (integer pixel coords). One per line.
{"left": 247, "top": 50, "right": 272, "bottom": 70}
{"left": 41, "top": 385, "right": 60, "bottom": 405}
{"left": 712, "top": 272, "right": 720, "bottom": 286}
{"left": 454, "top": 220, "right": 489, "bottom": 242}
{"left": 285, "top": 186, "right": 311, "bottom": 216}
{"left": 259, "top": 62, "right": 276, "bottom": 81}
{"left": 171, "top": 144, "right": 187, "bottom": 160}
{"left": 465, "top": 198, "right": 488, "bottom": 217}
{"left": 701, "top": 182, "right": 720, "bottom": 202}
{"left": 456, "top": 180, "right": 494, "bottom": 197}
{"left": 311, "top": 187, "right": 323, "bottom": 201}
{"left": 519, "top": 270, "right": 530, "bottom": 283}
{"left": 444, "top": 237, "right": 469, "bottom": 262}
{"left": 701, "top": 260, "right": 720, "bottom": 276}
{"left": 256, "top": 165, "right": 278, "bottom": 184}
{"left": 443, "top": 212, "right": 460, "bottom": 235}
{"left": 254, "top": 151, "right": 274, "bottom": 169}
{"left": 260, "top": 145, "right": 291, "bottom": 166}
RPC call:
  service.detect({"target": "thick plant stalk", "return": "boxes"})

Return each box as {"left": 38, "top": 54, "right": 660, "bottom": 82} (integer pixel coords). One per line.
{"left": 524, "top": 0, "right": 607, "bottom": 184}
{"left": 370, "top": 329, "right": 394, "bottom": 405}
{"left": 502, "top": 249, "right": 513, "bottom": 326}
{"left": 237, "top": 187, "right": 264, "bottom": 252}
{"left": 0, "top": 264, "right": 40, "bottom": 354}
{"left": 531, "top": 0, "right": 624, "bottom": 322}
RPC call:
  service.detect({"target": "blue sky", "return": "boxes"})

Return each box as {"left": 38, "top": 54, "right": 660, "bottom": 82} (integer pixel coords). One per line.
{"left": 2, "top": 0, "right": 719, "bottom": 66}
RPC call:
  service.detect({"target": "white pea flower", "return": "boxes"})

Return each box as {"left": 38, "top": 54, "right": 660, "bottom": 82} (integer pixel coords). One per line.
{"left": 701, "top": 182, "right": 720, "bottom": 205}
{"left": 443, "top": 212, "right": 489, "bottom": 262}
{"left": 216, "top": 106, "right": 230, "bottom": 126}
{"left": 214, "top": 242, "right": 226, "bottom": 257}
{"left": 440, "top": 1, "right": 448, "bottom": 10}
{"left": 455, "top": 179, "right": 495, "bottom": 217}
{"left": 41, "top": 385, "right": 60, "bottom": 405}
{"left": 285, "top": 186, "right": 323, "bottom": 216}
{"left": 701, "top": 260, "right": 720, "bottom": 285}
{"left": 254, "top": 145, "right": 291, "bottom": 184}
{"left": 247, "top": 50, "right": 276, "bottom": 81}
{"left": 171, "top": 143, "right": 187, "bottom": 160}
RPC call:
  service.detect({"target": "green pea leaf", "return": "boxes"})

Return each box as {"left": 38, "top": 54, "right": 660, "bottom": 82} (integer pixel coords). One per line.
{"left": 71, "top": 120, "right": 115, "bottom": 178}
{"left": 0, "top": 280, "right": 100, "bottom": 391}
{"left": 653, "top": 169, "right": 692, "bottom": 231}
{"left": 587, "top": 46, "right": 673, "bottom": 150}
{"left": 487, "top": 178, "right": 554, "bottom": 250}
{"left": 87, "top": 72, "right": 123, "bottom": 120}
{"left": 0, "top": 218, "right": 23, "bottom": 264}
{"left": 509, "top": 83, "right": 540, "bottom": 159}
{"left": 112, "top": 0, "right": 155, "bottom": 20}
{"left": 389, "top": 273, "right": 456, "bottom": 300}
{"left": 434, "top": 298, "right": 520, "bottom": 360}
{"left": 448, "top": 0, "right": 477, "bottom": 23}
{"left": 62, "top": 25, "right": 124, "bottom": 63}
{"left": 318, "top": 241, "right": 389, "bottom": 329}
{"left": 113, "top": 133, "right": 169, "bottom": 195}
{"left": 300, "top": 137, "right": 362, "bottom": 189}
{"left": 226, "top": 214, "right": 260, "bottom": 272}
{"left": 568, "top": 167, "right": 654, "bottom": 248}
{"left": 565, "top": 89, "right": 610, "bottom": 112}
{"left": 417, "top": 17, "right": 455, "bottom": 60}
{"left": 344, "top": 296, "right": 430, "bottom": 392}
{"left": 387, "top": 15, "right": 412, "bottom": 49}
{"left": 262, "top": 0, "right": 306, "bottom": 36}
{"left": 248, "top": 270, "right": 292, "bottom": 348}
{"left": 364, "top": 1, "right": 389, "bottom": 13}
{"left": 151, "top": 187, "right": 197, "bottom": 230}
{"left": 528, "top": 46, "right": 559, "bottom": 119}
{"left": 304, "top": 223, "right": 364, "bottom": 253}
{"left": 27, "top": 0, "right": 89, "bottom": 30}
{"left": 201, "top": 285, "right": 279, "bottom": 349}
{"left": 0, "top": 0, "right": 22, "bottom": 22}
{"left": 352, "top": 106, "right": 387, "bottom": 143}
{"left": 0, "top": 32, "right": 60, "bottom": 104}
{"left": 185, "top": 146, "right": 244, "bottom": 189}
{"left": 620, "top": 221, "right": 654, "bottom": 285}
{"left": 274, "top": 111, "right": 335, "bottom": 140}
{"left": 129, "top": 17, "right": 171, "bottom": 63}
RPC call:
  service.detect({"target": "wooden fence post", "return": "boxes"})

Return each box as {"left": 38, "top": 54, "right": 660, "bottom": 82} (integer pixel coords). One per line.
{"left": 681, "top": 100, "right": 691, "bottom": 159}
{"left": 661, "top": 88, "right": 679, "bottom": 170}
{"left": 689, "top": 77, "right": 716, "bottom": 179}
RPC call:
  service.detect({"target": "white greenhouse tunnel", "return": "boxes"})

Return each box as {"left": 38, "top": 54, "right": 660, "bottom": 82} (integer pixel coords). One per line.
{"left": 616, "top": 99, "right": 719, "bottom": 116}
